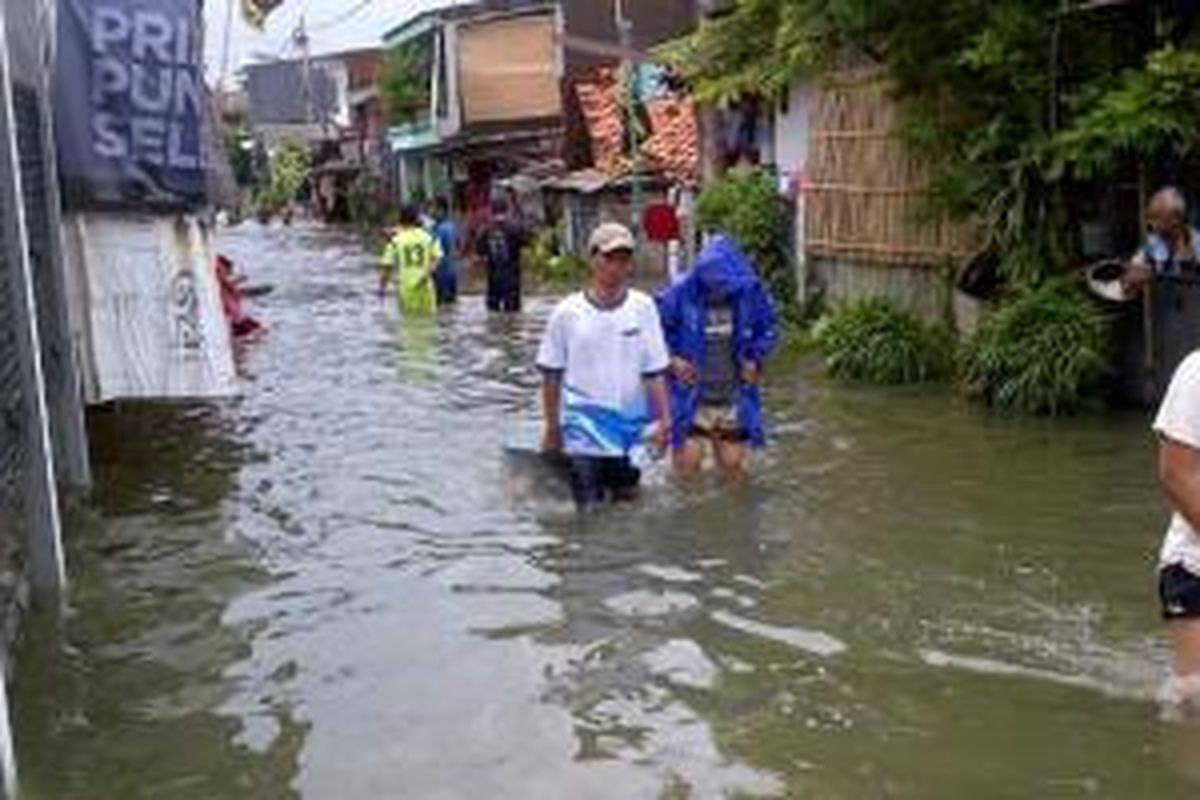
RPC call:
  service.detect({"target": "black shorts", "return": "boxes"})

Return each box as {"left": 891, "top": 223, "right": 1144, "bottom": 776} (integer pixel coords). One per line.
{"left": 1160, "top": 564, "right": 1200, "bottom": 620}
{"left": 567, "top": 455, "right": 641, "bottom": 508}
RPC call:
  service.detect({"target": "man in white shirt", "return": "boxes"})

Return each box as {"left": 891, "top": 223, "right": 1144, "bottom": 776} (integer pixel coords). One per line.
{"left": 537, "top": 223, "right": 672, "bottom": 508}
{"left": 1155, "top": 351, "right": 1200, "bottom": 707}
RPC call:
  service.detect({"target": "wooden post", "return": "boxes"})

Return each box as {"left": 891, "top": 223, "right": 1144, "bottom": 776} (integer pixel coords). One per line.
{"left": 1139, "top": 165, "right": 1157, "bottom": 404}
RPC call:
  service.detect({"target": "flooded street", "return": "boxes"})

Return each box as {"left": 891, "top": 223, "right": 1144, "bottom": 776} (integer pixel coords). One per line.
{"left": 12, "top": 225, "right": 1198, "bottom": 798}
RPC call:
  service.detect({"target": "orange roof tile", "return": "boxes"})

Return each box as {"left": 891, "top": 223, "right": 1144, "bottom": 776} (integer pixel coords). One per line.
{"left": 574, "top": 67, "right": 698, "bottom": 184}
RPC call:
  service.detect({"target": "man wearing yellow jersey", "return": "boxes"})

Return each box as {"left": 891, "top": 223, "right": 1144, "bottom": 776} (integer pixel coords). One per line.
{"left": 379, "top": 204, "right": 443, "bottom": 314}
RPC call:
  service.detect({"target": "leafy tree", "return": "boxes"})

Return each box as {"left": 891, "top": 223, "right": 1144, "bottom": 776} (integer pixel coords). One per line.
{"left": 222, "top": 125, "right": 255, "bottom": 188}
{"left": 381, "top": 36, "right": 434, "bottom": 125}
{"left": 253, "top": 140, "right": 311, "bottom": 213}
{"left": 1052, "top": 45, "right": 1200, "bottom": 179}
{"left": 664, "top": 0, "right": 1200, "bottom": 287}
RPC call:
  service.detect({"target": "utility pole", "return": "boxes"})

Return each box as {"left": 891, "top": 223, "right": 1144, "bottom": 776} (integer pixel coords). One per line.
{"left": 615, "top": 0, "right": 641, "bottom": 243}
{"left": 219, "top": 0, "right": 236, "bottom": 95}
{"left": 296, "top": 15, "right": 312, "bottom": 127}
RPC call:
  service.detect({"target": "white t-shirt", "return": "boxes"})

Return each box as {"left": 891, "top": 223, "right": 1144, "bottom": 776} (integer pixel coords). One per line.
{"left": 536, "top": 289, "right": 670, "bottom": 457}
{"left": 1154, "top": 351, "right": 1200, "bottom": 572}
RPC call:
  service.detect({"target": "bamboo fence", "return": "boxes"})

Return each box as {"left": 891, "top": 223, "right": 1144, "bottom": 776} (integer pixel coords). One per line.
{"left": 805, "top": 69, "right": 976, "bottom": 266}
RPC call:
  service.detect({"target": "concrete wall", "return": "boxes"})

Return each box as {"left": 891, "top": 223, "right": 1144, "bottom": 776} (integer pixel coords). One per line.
{"left": 245, "top": 55, "right": 351, "bottom": 129}
{"left": 774, "top": 84, "right": 812, "bottom": 183}
{"left": 563, "top": 0, "right": 695, "bottom": 71}
{"left": 809, "top": 256, "right": 953, "bottom": 324}
{"left": 773, "top": 82, "right": 813, "bottom": 307}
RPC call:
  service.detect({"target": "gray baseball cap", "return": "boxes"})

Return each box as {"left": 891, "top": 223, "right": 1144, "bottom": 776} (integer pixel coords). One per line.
{"left": 588, "top": 222, "right": 636, "bottom": 254}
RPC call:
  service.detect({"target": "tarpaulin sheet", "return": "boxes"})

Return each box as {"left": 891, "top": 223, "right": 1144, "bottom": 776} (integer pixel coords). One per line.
{"left": 55, "top": 0, "right": 207, "bottom": 209}
{"left": 61, "top": 212, "right": 236, "bottom": 402}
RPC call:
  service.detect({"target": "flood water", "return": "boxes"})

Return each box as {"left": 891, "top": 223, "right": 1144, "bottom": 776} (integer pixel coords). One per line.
{"left": 12, "top": 224, "right": 1200, "bottom": 798}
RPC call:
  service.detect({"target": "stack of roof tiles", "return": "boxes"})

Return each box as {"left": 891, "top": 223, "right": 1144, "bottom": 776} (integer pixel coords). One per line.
{"left": 574, "top": 68, "right": 698, "bottom": 184}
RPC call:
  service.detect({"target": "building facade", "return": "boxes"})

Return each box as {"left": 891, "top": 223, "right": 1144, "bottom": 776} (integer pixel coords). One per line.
{"left": 381, "top": 0, "right": 702, "bottom": 234}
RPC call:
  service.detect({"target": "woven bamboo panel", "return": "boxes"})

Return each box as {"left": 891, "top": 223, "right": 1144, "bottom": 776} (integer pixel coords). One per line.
{"left": 806, "top": 70, "right": 975, "bottom": 265}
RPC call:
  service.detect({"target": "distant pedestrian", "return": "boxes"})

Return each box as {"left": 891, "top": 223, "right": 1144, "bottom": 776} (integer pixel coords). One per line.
{"left": 656, "top": 234, "right": 778, "bottom": 479}
{"left": 215, "top": 255, "right": 263, "bottom": 339}
{"left": 380, "top": 204, "right": 442, "bottom": 315}
{"left": 1155, "top": 350, "right": 1200, "bottom": 712}
{"left": 1125, "top": 187, "right": 1200, "bottom": 293}
{"left": 477, "top": 196, "right": 526, "bottom": 313}
{"left": 431, "top": 196, "right": 460, "bottom": 306}
{"left": 537, "top": 222, "right": 672, "bottom": 509}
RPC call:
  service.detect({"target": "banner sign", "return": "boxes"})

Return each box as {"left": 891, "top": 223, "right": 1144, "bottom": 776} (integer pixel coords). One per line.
{"left": 55, "top": 0, "right": 208, "bottom": 209}
{"left": 243, "top": 0, "right": 286, "bottom": 30}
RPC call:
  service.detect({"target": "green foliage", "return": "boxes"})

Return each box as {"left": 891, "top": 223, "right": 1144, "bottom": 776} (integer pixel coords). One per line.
{"left": 381, "top": 37, "right": 433, "bottom": 125}
{"left": 960, "top": 282, "right": 1106, "bottom": 415}
{"left": 348, "top": 172, "right": 388, "bottom": 230}
{"left": 547, "top": 253, "right": 588, "bottom": 283}
{"left": 520, "top": 226, "right": 586, "bottom": 286}
{"left": 252, "top": 140, "right": 310, "bottom": 214}
{"left": 813, "top": 298, "right": 956, "bottom": 385}
{"left": 666, "top": 1, "right": 1200, "bottom": 289}
{"left": 696, "top": 169, "right": 797, "bottom": 314}
{"left": 222, "top": 126, "right": 255, "bottom": 187}
{"left": 657, "top": 0, "right": 821, "bottom": 105}
{"left": 1053, "top": 46, "right": 1200, "bottom": 179}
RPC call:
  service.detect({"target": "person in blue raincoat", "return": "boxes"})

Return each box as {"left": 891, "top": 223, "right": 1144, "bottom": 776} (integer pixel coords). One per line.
{"left": 656, "top": 234, "right": 778, "bottom": 478}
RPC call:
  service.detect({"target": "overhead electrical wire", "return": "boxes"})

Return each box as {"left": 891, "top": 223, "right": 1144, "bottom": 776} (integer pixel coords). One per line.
{"left": 308, "top": 0, "right": 376, "bottom": 33}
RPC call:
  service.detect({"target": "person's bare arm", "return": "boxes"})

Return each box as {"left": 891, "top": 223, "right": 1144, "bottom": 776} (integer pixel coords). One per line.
{"left": 378, "top": 259, "right": 392, "bottom": 297}
{"left": 1161, "top": 437, "right": 1200, "bottom": 532}
{"left": 542, "top": 373, "right": 563, "bottom": 453}
{"left": 670, "top": 357, "right": 697, "bottom": 385}
{"left": 645, "top": 375, "right": 672, "bottom": 453}
{"left": 1124, "top": 251, "right": 1153, "bottom": 292}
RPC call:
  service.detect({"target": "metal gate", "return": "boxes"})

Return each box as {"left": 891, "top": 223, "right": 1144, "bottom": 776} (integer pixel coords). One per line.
{"left": 0, "top": 0, "right": 66, "bottom": 596}
{"left": 0, "top": 162, "right": 24, "bottom": 509}
{"left": 12, "top": 80, "right": 88, "bottom": 488}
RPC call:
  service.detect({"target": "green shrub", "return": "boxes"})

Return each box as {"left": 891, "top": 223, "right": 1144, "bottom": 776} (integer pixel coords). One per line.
{"left": 381, "top": 36, "right": 434, "bottom": 125}
{"left": 546, "top": 253, "right": 588, "bottom": 283}
{"left": 961, "top": 282, "right": 1106, "bottom": 415}
{"left": 813, "top": 298, "right": 955, "bottom": 385}
{"left": 252, "top": 139, "right": 310, "bottom": 214}
{"left": 520, "top": 226, "right": 586, "bottom": 285}
{"left": 348, "top": 173, "right": 388, "bottom": 230}
{"left": 696, "top": 169, "right": 796, "bottom": 318}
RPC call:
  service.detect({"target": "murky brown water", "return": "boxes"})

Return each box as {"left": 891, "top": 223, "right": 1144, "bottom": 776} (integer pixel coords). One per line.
{"left": 11, "top": 224, "right": 1199, "bottom": 798}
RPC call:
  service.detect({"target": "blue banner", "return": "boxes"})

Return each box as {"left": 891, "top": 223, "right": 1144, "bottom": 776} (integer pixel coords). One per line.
{"left": 55, "top": 0, "right": 207, "bottom": 209}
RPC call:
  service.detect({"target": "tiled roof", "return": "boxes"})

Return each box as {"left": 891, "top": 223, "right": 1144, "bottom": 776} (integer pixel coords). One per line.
{"left": 574, "top": 67, "right": 698, "bottom": 184}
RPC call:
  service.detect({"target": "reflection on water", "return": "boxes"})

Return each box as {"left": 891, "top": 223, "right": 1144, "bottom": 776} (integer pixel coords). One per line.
{"left": 11, "top": 223, "right": 1200, "bottom": 798}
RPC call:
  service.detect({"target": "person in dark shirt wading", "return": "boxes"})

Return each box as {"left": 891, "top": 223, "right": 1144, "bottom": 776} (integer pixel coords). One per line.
{"left": 477, "top": 196, "right": 526, "bottom": 313}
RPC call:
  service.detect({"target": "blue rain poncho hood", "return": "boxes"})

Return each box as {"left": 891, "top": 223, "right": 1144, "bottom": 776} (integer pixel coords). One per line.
{"left": 692, "top": 235, "right": 761, "bottom": 299}
{"left": 656, "top": 234, "right": 779, "bottom": 449}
